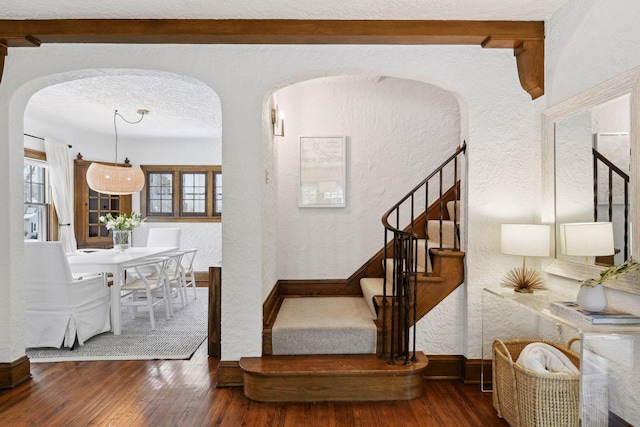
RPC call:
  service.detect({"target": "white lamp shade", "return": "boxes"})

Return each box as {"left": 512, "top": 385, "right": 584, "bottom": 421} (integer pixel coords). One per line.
{"left": 501, "top": 224, "right": 551, "bottom": 257}
{"left": 559, "top": 222, "right": 614, "bottom": 256}
{"left": 86, "top": 163, "right": 145, "bottom": 195}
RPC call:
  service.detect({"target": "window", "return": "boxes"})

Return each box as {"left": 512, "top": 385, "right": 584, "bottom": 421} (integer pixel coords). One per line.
{"left": 23, "top": 157, "right": 50, "bottom": 241}
{"left": 141, "top": 165, "right": 221, "bottom": 222}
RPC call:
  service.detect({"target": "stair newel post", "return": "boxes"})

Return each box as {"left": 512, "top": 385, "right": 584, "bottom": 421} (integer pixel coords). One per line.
{"left": 400, "top": 235, "right": 408, "bottom": 364}
{"left": 411, "top": 236, "right": 418, "bottom": 363}
{"left": 424, "top": 181, "right": 430, "bottom": 276}
{"left": 380, "top": 228, "right": 388, "bottom": 360}
{"left": 438, "top": 169, "right": 444, "bottom": 251}
{"left": 453, "top": 155, "right": 458, "bottom": 251}
{"left": 403, "top": 235, "right": 414, "bottom": 366}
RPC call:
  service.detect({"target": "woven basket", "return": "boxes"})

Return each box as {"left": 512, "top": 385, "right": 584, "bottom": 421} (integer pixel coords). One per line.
{"left": 492, "top": 339, "right": 581, "bottom": 427}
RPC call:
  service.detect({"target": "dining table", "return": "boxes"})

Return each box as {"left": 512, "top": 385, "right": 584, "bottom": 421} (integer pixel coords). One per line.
{"left": 67, "top": 246, "right": 177, "bottom": 335}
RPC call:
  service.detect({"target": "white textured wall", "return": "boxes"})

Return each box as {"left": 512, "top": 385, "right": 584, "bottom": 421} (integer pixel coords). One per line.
{"left": 275, "top": 76, "right": 461, "bottom": 278}
{"left": 1, "top": 42, "right": 535, "bottom": 363}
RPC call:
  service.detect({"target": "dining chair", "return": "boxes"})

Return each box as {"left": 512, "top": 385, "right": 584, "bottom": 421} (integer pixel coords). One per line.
{"left": 179, "top": 248, "right": 198, "bottom": 300}
{"left": 160, "top": 251, "right": 188, "bottom": 309}
{"left": 25, "top": 241, "right": 111, "bottom": 348}
{"left": 127, "top": 227, "right": 182, "bottom": 281}
{"left": 120, "top": 256, "right": 172, "bottom": 330}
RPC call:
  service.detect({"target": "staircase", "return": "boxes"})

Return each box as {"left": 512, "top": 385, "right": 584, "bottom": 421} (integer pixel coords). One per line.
{"left": 240, "top": 143, "right": 466, "bottom": 402}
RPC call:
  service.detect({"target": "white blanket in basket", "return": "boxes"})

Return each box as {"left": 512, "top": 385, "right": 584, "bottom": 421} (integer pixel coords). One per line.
{"left": 516, "top": 342, "right": 579, "bottom": 375}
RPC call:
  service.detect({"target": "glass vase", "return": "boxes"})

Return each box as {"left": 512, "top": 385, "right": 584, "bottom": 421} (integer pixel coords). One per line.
{"left": 113, "top": 230, "right": 132, "bottom": 253}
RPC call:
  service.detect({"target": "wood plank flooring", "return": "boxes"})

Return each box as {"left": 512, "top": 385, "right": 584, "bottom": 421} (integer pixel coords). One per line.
{"left": 0, "top": 342, "right": 507, "bottom": 426}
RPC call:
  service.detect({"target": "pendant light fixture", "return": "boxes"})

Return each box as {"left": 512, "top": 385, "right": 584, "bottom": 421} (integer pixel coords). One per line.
{"left": 86, "top": 109, "right": 148, "bottom": 195}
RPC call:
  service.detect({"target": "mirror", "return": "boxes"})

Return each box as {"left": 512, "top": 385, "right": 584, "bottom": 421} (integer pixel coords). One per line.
{"left": 542, "top": 67, "right": 640, "bottom": 293}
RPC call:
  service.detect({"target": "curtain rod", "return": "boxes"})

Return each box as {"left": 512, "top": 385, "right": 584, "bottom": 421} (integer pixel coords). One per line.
{"left": 24, "top": 133, "right": 72, "bottom": 148}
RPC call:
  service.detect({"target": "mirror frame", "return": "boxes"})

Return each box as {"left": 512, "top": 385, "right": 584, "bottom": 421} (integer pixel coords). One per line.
{"left": 542, "top": 67, "right": 640, "bottom": 293}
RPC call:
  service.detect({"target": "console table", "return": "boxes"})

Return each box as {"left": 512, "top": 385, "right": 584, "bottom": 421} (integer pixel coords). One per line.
{"left": 482, "top": 287, "right": 640, "bottom": 426}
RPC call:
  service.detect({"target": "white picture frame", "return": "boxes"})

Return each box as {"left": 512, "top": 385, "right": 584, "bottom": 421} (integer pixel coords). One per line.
{"left": 299, "top": 136, "right": 346, "bottom": 208}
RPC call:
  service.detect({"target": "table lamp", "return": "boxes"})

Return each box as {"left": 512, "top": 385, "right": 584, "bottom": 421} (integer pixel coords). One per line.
{"left": 559, "top": 222, "right": 614, "bottom": 264}
{"left": 501, "top": 224, "right": 551, "bottom": 292}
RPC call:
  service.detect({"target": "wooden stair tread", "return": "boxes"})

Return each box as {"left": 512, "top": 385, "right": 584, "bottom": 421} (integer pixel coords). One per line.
{"left": 240, "top": 352, "right": 428, "bottom": 376}
{"left": 240, "top": 352, "right": 429, "bottom": 402}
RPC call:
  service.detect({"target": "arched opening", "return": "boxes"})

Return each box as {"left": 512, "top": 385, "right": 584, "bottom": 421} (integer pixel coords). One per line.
{"left": 22, "top": 68, "right": 222, "bottom": 268}
{"left": 19, "top": 68, "right": 221, "bottom": 354}
{"left": 264, "top": 73, "right": 467, "bottom": 355}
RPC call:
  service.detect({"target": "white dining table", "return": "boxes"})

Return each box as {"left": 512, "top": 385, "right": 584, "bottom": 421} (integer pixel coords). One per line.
{"left": 67, "top": 246, "right": 177, "bottom": 335}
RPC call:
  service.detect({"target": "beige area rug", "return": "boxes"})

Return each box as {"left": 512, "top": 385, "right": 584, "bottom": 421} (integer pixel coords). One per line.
{"left": 272, "top": 297, "right": 377, "bottom": 355}
{"left": 26, "top": 288, "right": 208, "bottom": 362}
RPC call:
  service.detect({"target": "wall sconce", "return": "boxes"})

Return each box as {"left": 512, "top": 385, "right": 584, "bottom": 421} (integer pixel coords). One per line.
{"left": 501, "top": 224, "right": 550, "bottom": 292}
{"left": 271, "top": 105, "right": 285, "bottom": 137}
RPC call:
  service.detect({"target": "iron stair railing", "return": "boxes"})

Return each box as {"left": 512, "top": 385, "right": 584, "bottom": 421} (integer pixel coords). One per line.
{"left": 380, "top": 142, "right": 466, "bottom": 365}
{"left": 593, "top": 147, "right": 630, "bottom": 261}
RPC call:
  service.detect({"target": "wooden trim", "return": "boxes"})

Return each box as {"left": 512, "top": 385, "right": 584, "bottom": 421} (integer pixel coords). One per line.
{"left": 24, "top": 148, "right": 46, "bottom": 160}
{"left": 140, "top": 165, "right": 221, "bottom": 221}
{"left": 0, "top": 39, "right": 5, "bottom": 86}
{"left": 514, "top": 39, "right": 544, "bottom": 100}
{"left": 0, "top": 19, "right": 544, "bottom": 98}
{"left": 263, "top": 281, "right": 282, "bottom": 329}
{"left": 462, "top": 359, "right": 488, "bottom": 385}
{"left": 420, "top": 356, "right": 487, "bottom": 384}
{"left": 0, "top": 19, "right": 543, "bottom": 46}
{"left": 216, "top": 360, "right": 243, "bottom": 387}
{"left": 208, "top": 267, "right": 221, "bottom": 357}
{"left": 277, "top": 279, "right": 362, "bottom": 297}
{"left": 421, "top": 355, "right": 464, "bottom": 380}
{"left": 0, "top": 356, "right": 31, "bottom": 389}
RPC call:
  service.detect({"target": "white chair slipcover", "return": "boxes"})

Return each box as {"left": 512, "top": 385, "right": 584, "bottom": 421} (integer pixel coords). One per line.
{"left": 25, "top": 241, "right": 111, "bottom": 348}
{"left": 146, "top": 228, "right": 181, "bottom": 248}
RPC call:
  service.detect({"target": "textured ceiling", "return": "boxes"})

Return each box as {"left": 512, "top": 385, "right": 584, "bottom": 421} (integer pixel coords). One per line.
{"left": 0, "top": 0, "right": 569, "bottom": 20}
{"left": 15, "top": 0, "right": 570, "bottom": 141}
{"left": 26, "top": 71, "right": 221, "bottom": 140}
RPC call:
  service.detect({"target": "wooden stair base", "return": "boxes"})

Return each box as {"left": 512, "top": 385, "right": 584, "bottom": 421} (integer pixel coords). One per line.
{"left": 239, "top": 352, "right": 428, "bottom": 402}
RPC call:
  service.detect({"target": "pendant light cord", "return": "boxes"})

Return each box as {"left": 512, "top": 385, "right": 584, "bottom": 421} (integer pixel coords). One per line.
{"left": 113, "top": 109, "right": 147, "bottom": 165}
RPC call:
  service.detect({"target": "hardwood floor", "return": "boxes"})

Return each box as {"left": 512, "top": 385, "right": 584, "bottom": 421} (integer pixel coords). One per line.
{"left": 0, "top": 343, "right": 507, "bottom": 426}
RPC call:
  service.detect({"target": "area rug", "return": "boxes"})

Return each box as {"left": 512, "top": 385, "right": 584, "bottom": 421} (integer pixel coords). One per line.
{"left": 26, "top": 287, "right": 208, "bottom": 362}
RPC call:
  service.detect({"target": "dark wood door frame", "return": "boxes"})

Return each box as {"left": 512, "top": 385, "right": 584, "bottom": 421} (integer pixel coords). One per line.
{"left": 0, "top": 19, "right": 543, "bottom": 98}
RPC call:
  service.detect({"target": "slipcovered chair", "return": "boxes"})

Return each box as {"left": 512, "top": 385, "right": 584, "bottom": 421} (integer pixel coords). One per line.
{"left": 25, "top": 241, "right": 111, "bottom": 349}
{"left": 146, "top": 227, "right": 181, "bottom": 248}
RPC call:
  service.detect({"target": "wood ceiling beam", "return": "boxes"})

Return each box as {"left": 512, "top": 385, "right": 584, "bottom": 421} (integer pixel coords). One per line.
{"left": 0, "top": 19, "right": 544, "bottom": 98}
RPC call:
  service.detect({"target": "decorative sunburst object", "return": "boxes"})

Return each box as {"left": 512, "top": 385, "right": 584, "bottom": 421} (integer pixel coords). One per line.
{"left": 501, "top": 266, "right": 548, "bottom": 293}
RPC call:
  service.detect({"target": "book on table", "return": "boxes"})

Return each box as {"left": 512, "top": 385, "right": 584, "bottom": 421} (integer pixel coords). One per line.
{"left": 550, "top": 301, "right": 640, "bottom": 325}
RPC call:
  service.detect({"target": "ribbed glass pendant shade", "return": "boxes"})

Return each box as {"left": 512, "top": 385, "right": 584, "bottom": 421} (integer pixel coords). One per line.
{"left": 86, "top": 162, "right": 145, "bottom": 195}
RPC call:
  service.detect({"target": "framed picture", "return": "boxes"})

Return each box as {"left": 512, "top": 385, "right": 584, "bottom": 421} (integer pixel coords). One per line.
{"left": 299, "top": 136, "right": 346, "bottom": 208}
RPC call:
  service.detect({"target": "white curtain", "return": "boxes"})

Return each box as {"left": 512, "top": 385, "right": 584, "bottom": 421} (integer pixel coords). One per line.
{"left": 44, "top": 137, "right": 78, "bottom": 253}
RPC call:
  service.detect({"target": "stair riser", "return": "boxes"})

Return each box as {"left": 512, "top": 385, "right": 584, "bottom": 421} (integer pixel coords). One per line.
{"left": 243, "top": 372, "right": 424, "bottom": 402}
